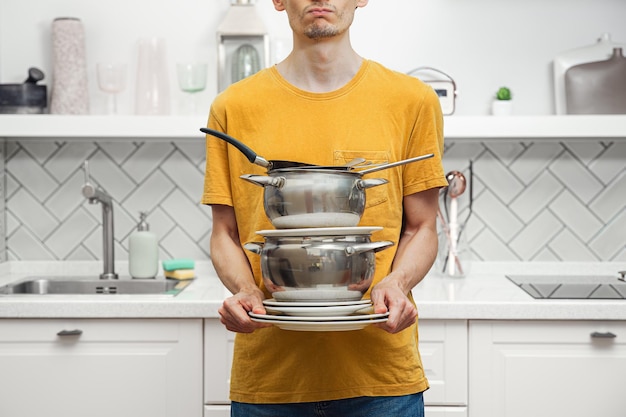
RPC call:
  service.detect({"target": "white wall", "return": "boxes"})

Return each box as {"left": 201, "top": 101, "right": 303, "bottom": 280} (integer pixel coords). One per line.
{"left": 1, "top": 0, "right": 625, "bottom": 115}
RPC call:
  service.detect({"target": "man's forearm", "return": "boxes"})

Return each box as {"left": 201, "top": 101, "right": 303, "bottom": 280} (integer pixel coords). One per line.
{"left": 210, "top": 232, "right": 258, "bottom": 296}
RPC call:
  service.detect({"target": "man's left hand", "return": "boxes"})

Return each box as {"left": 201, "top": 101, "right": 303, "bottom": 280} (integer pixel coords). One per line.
{"left": 370, "top": 280, "right": 417, "bottom": 334}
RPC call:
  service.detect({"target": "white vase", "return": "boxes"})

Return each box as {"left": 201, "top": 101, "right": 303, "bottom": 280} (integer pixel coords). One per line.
{"left": 491, "top": 100, "right": 513, "bottom": 116}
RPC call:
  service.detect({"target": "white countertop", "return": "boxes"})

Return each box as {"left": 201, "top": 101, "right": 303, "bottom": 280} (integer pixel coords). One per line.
{"left": 0, "top": 261, "right": 624, "bottom": 320}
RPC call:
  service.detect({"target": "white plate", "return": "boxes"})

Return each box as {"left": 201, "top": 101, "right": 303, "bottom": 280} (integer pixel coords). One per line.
{"left": 272, "top": 289, "right": 364, "bottom": 302}
{"left": 249, "top": 311, "right": 387, "bottom": 322}
{"left": 264, "top": 303, "right": 373, "bottom": 317}
{"left": 249, "top": 316, "right": 388, "bottom": 332}
{"left": 263, "top": 298, "right": 371, "bottom": 307}
{"left": 255, "top": 226, "right": 382, "bottom": 237}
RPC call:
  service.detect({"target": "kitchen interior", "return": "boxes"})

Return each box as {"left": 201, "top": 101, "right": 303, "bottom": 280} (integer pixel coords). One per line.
{"left": 0, "top": 0, "right": 625, "bottom": 416}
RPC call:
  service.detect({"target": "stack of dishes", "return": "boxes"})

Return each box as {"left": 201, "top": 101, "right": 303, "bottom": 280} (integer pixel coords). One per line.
{"left": 249, "top": 298, "right": 389, "bottom": 331}
{"left": 244, "top": 226, "right": 394, "bottom": 331}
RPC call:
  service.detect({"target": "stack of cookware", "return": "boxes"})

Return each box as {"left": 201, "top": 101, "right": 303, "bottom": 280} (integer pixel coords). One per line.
{"left": 200, "top": 128, "right": 434, "bottom": 331}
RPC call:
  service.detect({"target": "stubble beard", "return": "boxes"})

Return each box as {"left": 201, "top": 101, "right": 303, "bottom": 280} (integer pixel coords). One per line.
{"left": 305, "top": 23, "right": 340, "bottom": 40}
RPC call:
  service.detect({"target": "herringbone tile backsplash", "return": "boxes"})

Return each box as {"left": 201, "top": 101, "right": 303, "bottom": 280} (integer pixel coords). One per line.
{"left": 3, "top": 139, "right": 625, "bottom": 264}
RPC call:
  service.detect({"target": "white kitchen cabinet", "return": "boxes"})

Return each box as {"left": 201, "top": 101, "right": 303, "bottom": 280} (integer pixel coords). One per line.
{"left": 0, "top": 318, "right": 203, "bottom": 417}
{"left": 421, "top": 320, "right": 468, "bottom": 417}
{"left": 469, "top": 320, "right": 626, "bottom": 417}
{"left": 204, "top": 405, "right": 231, "bottom": 417}
{"left": 419, "top": 320, "right": 468, "bottom": 406}
{"left": 204, "top": 319, "right": 235, "bottom": 405}
{"left": 425, "top": 406, "right": 468, "bottom": 416}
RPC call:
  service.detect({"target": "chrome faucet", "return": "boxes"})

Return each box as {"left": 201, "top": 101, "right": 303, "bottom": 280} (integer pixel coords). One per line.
{"left": 81, "top": 160, "right": 118, "bottom": 280}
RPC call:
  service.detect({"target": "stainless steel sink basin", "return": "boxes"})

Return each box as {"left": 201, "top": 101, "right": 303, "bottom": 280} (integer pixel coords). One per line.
{"left": 0, "top": 277, "right": 191, "bottom": 296}
{"left": 506, "top": 274, "right": 626, "bottom": 299}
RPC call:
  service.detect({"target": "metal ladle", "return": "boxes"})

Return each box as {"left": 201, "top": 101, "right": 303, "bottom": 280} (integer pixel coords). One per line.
{"left": 443, "top": 170, "right": 467, "bottom": 276}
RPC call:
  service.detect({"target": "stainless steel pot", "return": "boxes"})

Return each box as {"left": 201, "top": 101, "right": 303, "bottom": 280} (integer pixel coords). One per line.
{"left": 241, "top": 170, "right": 388, "bottom": 228}
{"left": 244, "top": 234, "right": 394, "bottom": 302}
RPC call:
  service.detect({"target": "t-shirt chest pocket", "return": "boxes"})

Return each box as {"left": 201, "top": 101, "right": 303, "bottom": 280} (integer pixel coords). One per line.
{"left": 333, "top": 150, "right": 390, "bottom": 209}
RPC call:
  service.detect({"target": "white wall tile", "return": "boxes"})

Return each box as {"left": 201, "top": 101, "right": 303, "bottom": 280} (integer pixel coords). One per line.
{"left": 589, "top": 142, "right": 626, "bottom": 184}
{"left": 549, "top": 190, "right": 604, "bottom": 242}
{"left": 509, "top": 171, "right": 561, "bottom": 223}
{"left": 122, "top": 142, "right": 174, "bottom": 183}
{"left": 122, "top": 170, "right": 176, "bottom": 215}
{"left": 589, "top": 211, "right": 626, "bottom": 261}
{"left": 45, "top": 142, "right": 95, "bottom": 183}
{"left": 589, "top": 172, "right": 626, "bottom": 222}
{"left": 45, "top": 209, "right": 100, "bottom": 259}
{"left": 509, "top": 211, "right": 563, "bottom": 260}
{"left": 549, "top": 151, "right": 603, "bottom": 204}
{"left": 473, "top": 190, "right": 524, "bottom": 242}
{"left": 475, "top": 152, "right": 524, "bottom": 204}
{"left": 161, "top": 189, "right": 211, "bottom": 241}
{"left": 7, "top": 149, "right": 58, "bottom": 201}
{"left": 548, "top": 229, "right": 599, "bottom": 262}
{"left": 3, "top": 139, "right": 623, "bottom": 262}
{"left": 8, "top": 189, "right": 58, "bottom": 240}
{"left": 509, "top": 142, "right": 562, "bottom": 184}
{"left": 8, "top": 226, "right": 55, "bottom": 260}
{"left": 471, "top": 228, "right": 519, "bottom": 261}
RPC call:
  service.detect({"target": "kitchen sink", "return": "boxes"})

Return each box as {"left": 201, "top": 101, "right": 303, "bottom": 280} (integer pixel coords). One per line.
{"left": 0, "top": 277, "right": 191, "bottom": 296}
{"left": 506, "top": 274, "right": 626, "bottom": 299}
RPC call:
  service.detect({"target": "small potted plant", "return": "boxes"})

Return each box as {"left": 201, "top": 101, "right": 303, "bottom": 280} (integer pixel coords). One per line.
{"left": 491, "top": 86, "right": 513, "bottom": 116}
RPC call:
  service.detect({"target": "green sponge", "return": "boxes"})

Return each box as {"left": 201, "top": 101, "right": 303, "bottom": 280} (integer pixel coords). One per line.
{"left": 162, "top": 258, "right": 195, "bottom": 271}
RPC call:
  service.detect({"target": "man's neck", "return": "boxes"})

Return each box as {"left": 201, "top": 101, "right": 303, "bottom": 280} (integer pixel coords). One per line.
{"left": 276, "top": 37, "right": 363, "bottom": 93}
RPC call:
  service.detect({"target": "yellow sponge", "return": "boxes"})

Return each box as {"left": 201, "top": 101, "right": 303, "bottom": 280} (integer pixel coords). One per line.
{"left": 164, "top": 269, "right": 196, "bottom": 280}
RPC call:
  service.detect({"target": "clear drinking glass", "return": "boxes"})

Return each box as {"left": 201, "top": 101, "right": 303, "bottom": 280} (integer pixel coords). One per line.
{"left": 96, "top": 63, "right": 127, "bottom": 115}
{"left": 176, "top": 62, "right": 208, "bottom": 114}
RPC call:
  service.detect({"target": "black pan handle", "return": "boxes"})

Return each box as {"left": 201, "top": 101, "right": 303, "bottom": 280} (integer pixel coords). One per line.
{"left": 200, "top": 127, "right": 270, "bottom": 168}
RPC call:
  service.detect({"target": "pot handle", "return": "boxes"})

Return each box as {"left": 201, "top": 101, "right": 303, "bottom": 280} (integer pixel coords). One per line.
{"left": 347, "top": 240, "right": 395, "bottom": 255}
{"left": 240, "top": 174, "right": 285, "bottom": 188}
{"left": 200, "top": 127, "right": 271, "bottom": 168}
{"left": 313, "top": 240, "right": 395, "bottom": 255}
{"left": 356, "top": 178, "right": 388, "bottom": 190}
{"left": 243, "top": 242, "right": 264, "bottom": 254}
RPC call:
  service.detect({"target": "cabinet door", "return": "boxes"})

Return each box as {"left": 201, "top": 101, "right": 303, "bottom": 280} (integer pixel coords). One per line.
{"left": 0, "top": 319, "right": 203, "bottom": 417}
{"left": 469, "top": 320, "right": 626, "bottom": 417}
{"left": 419, "top": 320, "right": 468, "bottom": 406}
{"left": 425, "top": 406, "right": 468, "bottom": 416}
{"left": 204, "top": 319, "right": 235, "bottom": 404}
{"left": 204, "top": 405, "right": 231, "bottom": 417}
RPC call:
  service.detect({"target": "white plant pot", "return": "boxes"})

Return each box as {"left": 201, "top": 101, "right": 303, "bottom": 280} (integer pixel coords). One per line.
{"left": 491, "top": 100, "right": 513, "bottom": 116}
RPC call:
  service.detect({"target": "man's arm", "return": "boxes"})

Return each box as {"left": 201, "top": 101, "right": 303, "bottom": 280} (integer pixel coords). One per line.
{"left": 371, "top": 187, "right": 440, "bottom": 333}
{"left": 210, "top": 204, "right": 270, "bottom": 333}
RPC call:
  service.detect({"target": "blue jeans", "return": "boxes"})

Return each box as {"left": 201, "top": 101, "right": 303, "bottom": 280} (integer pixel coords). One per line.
{"left": 231, "top": 392, "right": 424, "bottom": 417}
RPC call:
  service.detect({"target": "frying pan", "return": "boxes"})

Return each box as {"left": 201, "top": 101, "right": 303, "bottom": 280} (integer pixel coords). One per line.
{"left": 199, "top": 127, "right": 434, "bottom": 174}
{"left": 201, "top": 127, "right": 340, "bottom": 171}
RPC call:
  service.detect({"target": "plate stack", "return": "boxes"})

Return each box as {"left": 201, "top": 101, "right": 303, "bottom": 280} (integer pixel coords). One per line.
{"left": 250, "top": 298, "right": 389, "bottom": 332}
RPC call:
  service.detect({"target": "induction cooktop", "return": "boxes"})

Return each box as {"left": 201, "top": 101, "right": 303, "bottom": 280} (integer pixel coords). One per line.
{"left": 506, "top": 274, "right": 626, "bottom": 299}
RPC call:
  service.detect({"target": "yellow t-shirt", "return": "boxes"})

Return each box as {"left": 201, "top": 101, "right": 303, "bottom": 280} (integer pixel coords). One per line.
{"left": 202, "top": 60, "right": 447, "bottom": 403}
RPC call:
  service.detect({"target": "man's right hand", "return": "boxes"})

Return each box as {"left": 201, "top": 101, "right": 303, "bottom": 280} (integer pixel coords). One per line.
{"left": 218, "top": 287, "right": 272, "bottom": 333}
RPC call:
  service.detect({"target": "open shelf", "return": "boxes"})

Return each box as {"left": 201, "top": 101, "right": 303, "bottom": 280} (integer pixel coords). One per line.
{"left": 0, "top": 114, "right": 624, "bottom": 141}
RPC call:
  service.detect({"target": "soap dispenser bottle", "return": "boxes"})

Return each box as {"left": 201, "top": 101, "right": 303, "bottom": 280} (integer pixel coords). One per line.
{"left": 129, "top": 211, "right": 159, "bottom": 279}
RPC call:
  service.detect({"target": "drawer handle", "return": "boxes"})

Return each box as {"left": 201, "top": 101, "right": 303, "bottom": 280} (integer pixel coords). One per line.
{"left": 57, "top": 329, "right": 83, "bottom": 337}
{"left": 590, "top": 331, "right": 616, "bottom": 339}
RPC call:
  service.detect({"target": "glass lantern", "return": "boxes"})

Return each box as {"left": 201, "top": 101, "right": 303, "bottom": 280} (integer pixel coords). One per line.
{"left": 217, "top": 0, "right": 270, "bottom": 92}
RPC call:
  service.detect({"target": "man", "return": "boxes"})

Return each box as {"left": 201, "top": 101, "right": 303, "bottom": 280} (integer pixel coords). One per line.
{"left": 202, "top": 1, "right": 447, "bottom": 416}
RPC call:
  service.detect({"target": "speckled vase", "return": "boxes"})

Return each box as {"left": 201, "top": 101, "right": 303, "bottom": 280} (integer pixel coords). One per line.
{"left": 50, "top": 17, "right": 90, "bottom": 114}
